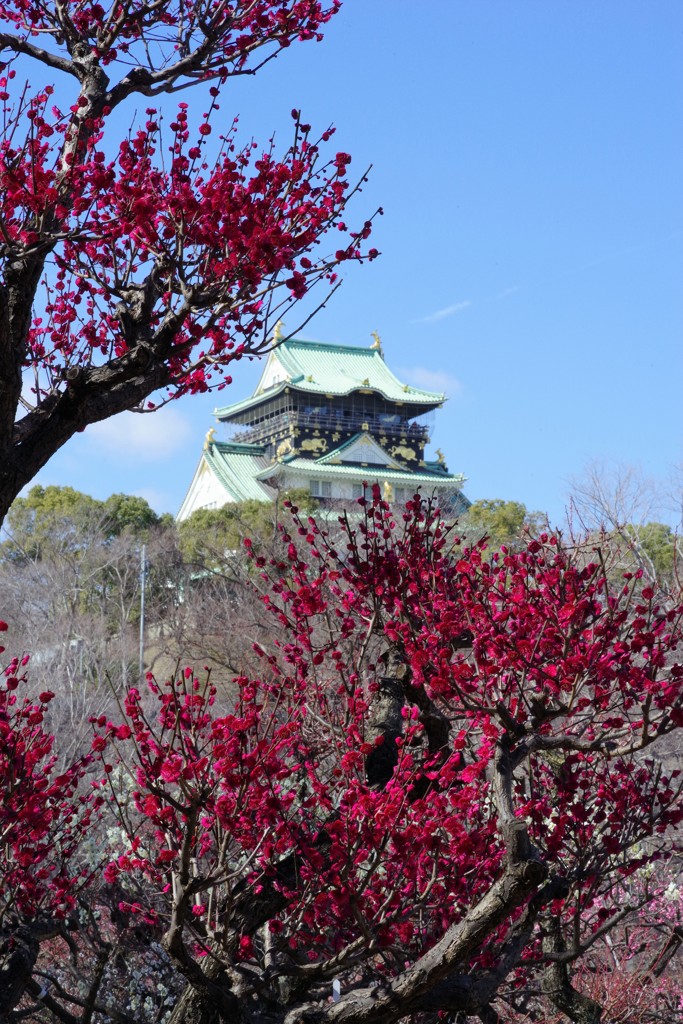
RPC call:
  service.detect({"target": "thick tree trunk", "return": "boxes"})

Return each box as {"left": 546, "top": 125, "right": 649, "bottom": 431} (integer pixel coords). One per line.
{"left": 0, "top": 926, "right": 39, "bottom": 1018}
{"left": 164, "top": 951, "right": 243, "bottom": 1024}
{"left": 166, "top": 982, "right": 222, "bottom": 1024}
{"left": 542, "top": 924, "right": 604, "bottom": 1024}
{"left": 0, "top": 356, "right": 173, "bottom": 526}
{"left": 364, "top": 672, "right": 404, "bottom": 788}
{"left": 542, "top": 962, "right": 603, "bottom": 1024}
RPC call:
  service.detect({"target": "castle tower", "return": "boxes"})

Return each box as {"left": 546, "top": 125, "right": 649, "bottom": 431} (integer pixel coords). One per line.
{"left": 177, "top": 336, "right": 468, "bottom": 519}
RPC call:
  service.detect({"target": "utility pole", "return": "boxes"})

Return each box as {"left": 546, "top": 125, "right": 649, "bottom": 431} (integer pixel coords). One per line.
{"left": 139, "top": 544, "right": 147, "bottom": 684}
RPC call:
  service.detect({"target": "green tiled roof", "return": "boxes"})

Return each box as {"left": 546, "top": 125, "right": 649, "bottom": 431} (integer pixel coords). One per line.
{"left": 258, "top": 457, "right": 466, "bottom": 490}
{"left": 204, "top": 442, "right": 270, "bottom": 502}
{"left": 214, "top": 337, "right": 444, "bottom": 419}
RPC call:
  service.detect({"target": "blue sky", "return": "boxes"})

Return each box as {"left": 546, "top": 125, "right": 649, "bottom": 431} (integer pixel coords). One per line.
{"left": 28, "top": 1, "right": 683, "bottom": 528}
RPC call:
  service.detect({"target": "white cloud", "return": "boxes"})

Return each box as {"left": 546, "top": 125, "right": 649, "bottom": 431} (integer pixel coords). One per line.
{"left": 401, "top": 367, "right": 463, "bottom": 397}
{"left": 414, "top": 300, "right": 471, "bottom": 324}
{"left": 495, "top": 285, "right": 520, "bottom": 299}
{"left": 87, "top": 407, "right": 192, "bottom": 462}
{"left": 131, "top": 486, "right": 176, "bottom": 514}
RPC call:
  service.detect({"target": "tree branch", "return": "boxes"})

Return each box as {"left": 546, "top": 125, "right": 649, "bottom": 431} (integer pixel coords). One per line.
{"left": 285, "top": 858, "right": 547, "bottom": 1024}
{"left": 0, "top": 32, "right": 80, "bottom": 77}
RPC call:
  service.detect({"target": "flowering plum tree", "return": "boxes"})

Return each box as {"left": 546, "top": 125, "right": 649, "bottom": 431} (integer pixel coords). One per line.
{"left": 0, "top": 0, "right": 376, "bottom": 523}
{"left": 0, "top": 621, "right": 99, "bottom": 1018}
{"left": 503, "top": 872, "right": 683, "bottom": 1024}
{"left": 77, "top": 492, "right": 683, "bottom": 1024}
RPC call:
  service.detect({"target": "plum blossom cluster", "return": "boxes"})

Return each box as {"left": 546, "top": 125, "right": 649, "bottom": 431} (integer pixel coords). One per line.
{"left": 0, "top": 624, "right": 98, "bottom": 924}
{"left": 0, "top": 0, "right": 374, "bottom": 524}
{"left": 94, "top": 666, "right": 500, "bottom": 959}
{"left": 0, "top": 1, "right": 341, "bottom": 71}
{"left": 81, "top": 491, "right": 683, "bottom": 1021}
{"left": 1, "top": 84, "right": 376, "bottom": 398}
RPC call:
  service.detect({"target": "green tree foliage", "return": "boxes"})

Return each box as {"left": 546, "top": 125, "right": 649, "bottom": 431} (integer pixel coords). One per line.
{"left": 462, "top": 498, "right": 546, "bottom": 549}
{"left": 1, "top": 485, "right": 101, "bottom": 561}
{"left": 178, "top": 490, "right": 318, "bottom": 564}
{"left": 1, "top": 485, "right": 165, "bottom": 563}
{"left": 102, "top": 492, "right": 173, "bottom": 538}
{"left": 627, "top": 521, "right": 680, "bottom": 581}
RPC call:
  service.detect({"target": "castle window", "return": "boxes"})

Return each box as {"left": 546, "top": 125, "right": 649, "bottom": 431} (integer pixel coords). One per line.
{"left": 310, "top": 479, "right": 332, "bottom": 498}
{"left": 352, "top": 483, "right": 373, "bottom": 500}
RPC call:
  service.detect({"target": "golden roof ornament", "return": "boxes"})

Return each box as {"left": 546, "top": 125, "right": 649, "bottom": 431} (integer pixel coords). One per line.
{"left": 370, "top": 330, "right": 383, "bottom": 356}
{"left": 272, "top": 320, "right": 285, "bottom": 344}
{"left": 276, "top": 438, "right": 293, "bottom": 460}
{"left": 436, "top": 448, "right": 447, "bottom": 467}
{"left": 203, "top": 427, "right": 216, "bottom": 450}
